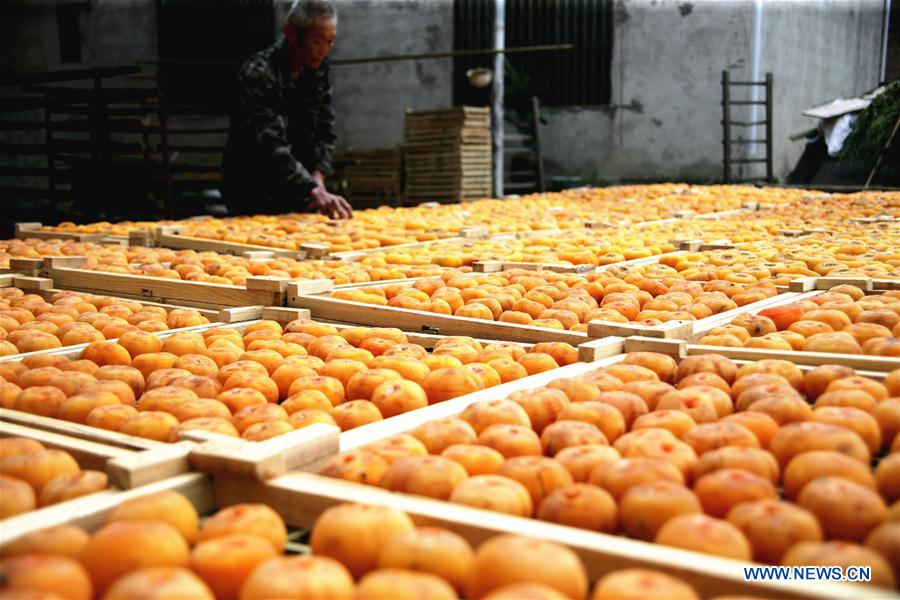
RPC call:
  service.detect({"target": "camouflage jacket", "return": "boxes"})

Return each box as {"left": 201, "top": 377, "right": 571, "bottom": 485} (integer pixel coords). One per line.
{"left": 223, "top": 38, "right": 336, "bottom": 206}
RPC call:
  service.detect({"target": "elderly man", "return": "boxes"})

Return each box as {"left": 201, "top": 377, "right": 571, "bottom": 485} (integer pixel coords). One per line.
{"left": 223, "top": 0, "right": 352, "bottom": 218}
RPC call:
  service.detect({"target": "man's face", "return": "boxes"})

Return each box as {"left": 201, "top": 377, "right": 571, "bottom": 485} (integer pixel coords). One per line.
{"left": 288, "top": 17, "right": 336, "bottom": 69}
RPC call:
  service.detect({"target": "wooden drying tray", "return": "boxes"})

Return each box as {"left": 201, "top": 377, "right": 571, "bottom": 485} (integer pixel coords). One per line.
{"left": 150, "top": 223, "right": 491, "bottom": 262}
{"left": 178, "top": 309, "right": 620, "bottom": 470}
{"left": 8, "top": 256, "right": 297, "bottom": 309}
{"left": 671, "top": 279, "right": 900, "bottom": 372}
{"left": 582, "top": 203, "right": 762, "bottom": 230}
{"left": 213, "top": 474, "right": 886, "bottom": 600}
{"left": 0, "top": 300, "right": 226, "bottom": 365}
{"left": 326, "top": 228, "right": 491, "bottom": 262}
{"left": 0, "top": 305, "right": 339, "bottom": 480}
{"left": 584, "top": 289, "right": 807, "bottom": 342}
{"left": 0, "top": 473, "right": 215, "bottom": 550}
{"left": 0, "top": 405, "right": 338, "bottom": 484}
{"left": 145, "top": 225, "right": 307, "bottom": 259}
{"left": 471, "top": 258, "right": 806, "bottom": 341}
{"left": 219, "top": 353, "right": 889, "bottom": 600}
{"left": 0, "top": 307, "right": 618, "bottom": 479}
{"left": 15, "top": 222, "right": 129, "bottom": 245}
{"left": 788, "top": 275, "right": 900, "bottom": 292}
{"left": 472, "top": 250, "right": 689, "bottom": 274}
{"left": 1, "top": 273, "right": 256, "bottom": 321}
{"left": 1, "top": 395, "right": 336, "bottom": 483}
{"left": 622, "top": 337, "right": 894, "bottom": 379}
{"left": 5, "top": 469, "right": 882, "bottom": 600}
{"left": 289, "top": 285, "right": 594, "bottom": 345}
{"left": 0, "top": 417, "right": 191, "bottom": 489}
{"left": 256, "top": 307, "right": 625, "bottom": 362}
{"left": 0, "top": 274, "right": 264, "bottom": 363}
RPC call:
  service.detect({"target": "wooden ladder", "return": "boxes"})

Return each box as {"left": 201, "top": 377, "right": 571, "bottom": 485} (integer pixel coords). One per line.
{"left": 721, "top": 71, "right": 773, "bottom": 183}
{"left": 502, "top": 95, "right": 546, "bottom": 195}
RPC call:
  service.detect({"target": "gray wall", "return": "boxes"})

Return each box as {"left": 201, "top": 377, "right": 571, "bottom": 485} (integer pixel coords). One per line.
{"left": 757, "top": 0, "right": 884, "bottom": 178}
{"left": 538, "top": 0, "right": 886, "bottom": 183}
{"left": 276, "top": 0, "right": 453, "bottom": 150}
{"left": 539, "top": 0, "right": 753, "bottom": 183}
{"left": 0, "top": 0, "right": 156, "bottom": 73}
{"left": 1, "top": 0, "right": 887, "bottom": 185}
{"left": 331, "top": 0, "right": 453, "bottom": 149}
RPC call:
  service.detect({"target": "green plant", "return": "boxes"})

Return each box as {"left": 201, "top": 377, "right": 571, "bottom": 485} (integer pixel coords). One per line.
{"left": 503, "top": 59, "right": 553, "bottom": 131}
{"left": 840, "top": 80, "right": 900, "bottom": 172}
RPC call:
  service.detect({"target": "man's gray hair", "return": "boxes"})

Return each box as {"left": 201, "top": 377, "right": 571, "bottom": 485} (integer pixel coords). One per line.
{"left": 286, "top": 0, "right": 337, "bottom": 31}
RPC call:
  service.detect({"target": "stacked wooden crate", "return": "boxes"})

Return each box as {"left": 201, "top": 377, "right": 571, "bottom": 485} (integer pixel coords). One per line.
{"left": 341, "top": 147, "right": 403, "bottom": 207}
{"left": 403, "top": 106, "right": 492, "bottom": 204}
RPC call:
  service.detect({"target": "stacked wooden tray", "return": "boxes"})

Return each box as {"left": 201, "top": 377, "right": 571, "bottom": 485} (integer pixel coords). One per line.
{"left": 404, "top": 107, "right": 492, "bottom": 204}
{"left": 341, "top": 147, "right": 403, "bottom": 207}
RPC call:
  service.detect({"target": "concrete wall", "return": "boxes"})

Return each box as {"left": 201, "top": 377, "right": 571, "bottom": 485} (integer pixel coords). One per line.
{"left": 540, "top": 0, "right": 753, "bottom": 183}
{"left": 538, "top": 0, "right": 885, "bottom": 184}
{"left": 0, "top": 2, "right": 59, "bottom": 74}
{"left": 0, "top": 0, "right": 156, "bottom": 73}
{"left": 83, "top": 0, "right": 157, "bottom": 66}
{"left": 323, "top": 0, "right": 454, "bottom": 149}
{"left": 0, "top": 0, "right": 886, "bottom": 185}
{"left": 757, "top": 0, "right": 884, "bottom": 178}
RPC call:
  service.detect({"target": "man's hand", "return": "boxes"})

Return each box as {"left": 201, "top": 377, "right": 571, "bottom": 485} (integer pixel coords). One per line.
{"left": 307, "top": 184, "right": 352, "bottom": 219}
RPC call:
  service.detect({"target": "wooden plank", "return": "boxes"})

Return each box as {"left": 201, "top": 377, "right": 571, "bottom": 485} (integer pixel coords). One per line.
{"left": 672, "top": 239, "right": 704, "bottom": 252}
{"left": 261, "top": 307, "right": 312, "bottom": 322}
{"left": 155, "top": 231, "right": 304, "bottom": 259}
{"left": 216, "top": 305, "right": 265, "bottom": 323}
{"left": 788, "top": 277, "right": 817, "bottom": 292}
{"left": 45, "top": 256, "right": 88, "bottom": 269}
{"left": 473, "top": 260, "right": 582, "bottom": 274}
{"left": 695, "top": 208, "right": 750, "bottom": 220}
{"left": 811, "top": 277, "right": 876, "bottom": 292}
{"left": 241, "top": 250, "right": 277, "bottom": 260}
{"left": 128, "top": 228, "right": 155, "bottom": 247}
{"left": 0, "top": 408, "right": 169, "bottom": 451}
{"left": 327, "top": 237, "right": 467, "bottom": 260}
{"left": 685, "top": 344, "right": 900, "bottom": 372}
{"left": 471, "top": 251, "right": 689, "bottom": 275}
{"left": 106, "top": 442, "right": 193, "bottom": 489}
{"left": 289, "top": 294, "right": 591, "bottom": 345}
{"left": 460, "top": 226, "right": 489, "bottom": 239}
{"left": 0, "top": 406, "right": 340, "bottom": 482}
{"left": 7, "top": 258, "right": 45, "bottom": 276}
{"left": 14, "top": 222, "right": 113, "bottom": 243}
{"left": 42, "top": 265, "right": 288, "bottom": 309}
{"left": 187, "top": 423, "right": 340, "bottom": 480}
{"left": 0, "top": 473, "right": 214, "bottom": 546}
{"left": 300, "top": 243, "right": 331, "bottom": 259}
{"left": 11, "top": 275, "right": 53, "bottom": 290}
{"left": 623, "top": 337, "right": 688, "bottom": 357}
{"left": 286, "top": 279, "right": 335, "bottom": 296}
{"left": 212, "top": 472, "right": 883, "bottom": 600}
{"left": 812, "top": 277, "right": 874, "bottom": 292}
{"left": 699, "top": 240, "right": 738, "bottom": 251}
{"left": 577, "top": 337, "right": 627, "bottom": 362}
{"left": 0, "top": 421, "right": 135, "bottom": 471}
{"left": 588, "top": 319, "right": 694, "bottom": 340}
